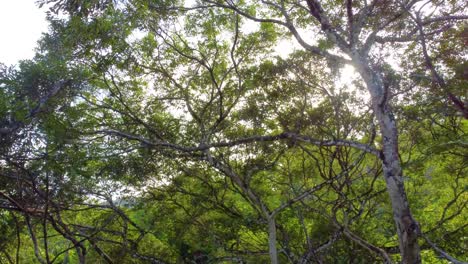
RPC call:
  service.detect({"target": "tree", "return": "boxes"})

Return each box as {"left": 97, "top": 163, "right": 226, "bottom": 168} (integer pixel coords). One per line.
{"left": 1, "top": 0, "right": 466, "bottom": 263}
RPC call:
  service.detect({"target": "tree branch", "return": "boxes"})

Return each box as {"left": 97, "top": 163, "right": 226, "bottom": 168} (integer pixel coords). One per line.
{"left": 95, "top": 129, "right": 380, "bottom": 157}
{"left": 422, "top": 234, "right": 466, "bottom": 264}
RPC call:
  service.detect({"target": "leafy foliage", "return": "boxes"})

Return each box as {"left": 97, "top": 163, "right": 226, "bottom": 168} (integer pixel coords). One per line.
{"left": 0, "top": 0, "right": 466, "bottom": 263}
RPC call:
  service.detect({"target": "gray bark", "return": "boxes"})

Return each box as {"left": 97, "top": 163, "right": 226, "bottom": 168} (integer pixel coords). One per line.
{"left": 267, "top": 216, "right": 278, "bottom": 264}
{"left": 352, "top": 54, "right": 421, "bottom": 264}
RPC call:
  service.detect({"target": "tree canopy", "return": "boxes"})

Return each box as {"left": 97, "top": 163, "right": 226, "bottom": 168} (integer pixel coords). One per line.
{"left": 0, "top": 0, "right": 467, "bottom": 263}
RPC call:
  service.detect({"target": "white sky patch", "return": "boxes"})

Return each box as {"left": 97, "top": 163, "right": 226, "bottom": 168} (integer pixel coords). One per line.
{"left": 241, "top": 19, "right": 259, "bottom": 34}
{"left": 273, "top": 37, "right": 300, "bottom": 58}
{"left": 338, "top": 64, "right": 358, "bottom": 86}
{"left": 0, "top": 0, "right": 48, "bottom": 66}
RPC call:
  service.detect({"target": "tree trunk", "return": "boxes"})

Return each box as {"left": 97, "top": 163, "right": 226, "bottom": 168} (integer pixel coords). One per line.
{"left": 267, "top": 216, "right": 279, "bottom": 264}
{"left": 353, "top": 55, "right": 421, "bottom": 263}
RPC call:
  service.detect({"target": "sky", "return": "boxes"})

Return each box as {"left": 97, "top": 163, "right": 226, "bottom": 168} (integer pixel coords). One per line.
{"left": 0, "top": 0, "right": 49, "bottom": 66}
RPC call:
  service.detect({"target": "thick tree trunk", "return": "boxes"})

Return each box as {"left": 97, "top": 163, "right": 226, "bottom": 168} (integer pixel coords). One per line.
{"left": 267, "top": 216, "right": 279, "bottom": 264}
{"left": 353, "top": 55, "right": 421, "bottom": 264}
{"left": 377, "top": 111, "right": 421, "bottom": 264}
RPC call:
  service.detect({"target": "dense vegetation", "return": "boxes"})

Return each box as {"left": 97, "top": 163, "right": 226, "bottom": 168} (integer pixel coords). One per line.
{"left": 0, "top": 0, "right": 466, "bottom": 263}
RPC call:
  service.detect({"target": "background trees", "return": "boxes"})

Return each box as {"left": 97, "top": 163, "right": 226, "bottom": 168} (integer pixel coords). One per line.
{"left": 0, "top": 0, "right": 466, "bottom": 263}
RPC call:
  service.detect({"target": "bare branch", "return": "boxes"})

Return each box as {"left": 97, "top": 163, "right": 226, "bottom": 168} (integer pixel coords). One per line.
{"left": 422, "top": 234, "right": 467, "bottom": 264}
{"left": 95, "top": 129, "right": 380, "bottom": 157}
{"left": 342, "top": 228, "right": 393, "bottom": 263}
{"left": 202, "top": 0, "right": 350, "bottom": 63}
{"left": 422, "top": 15, "right": 468, "bottom": 24}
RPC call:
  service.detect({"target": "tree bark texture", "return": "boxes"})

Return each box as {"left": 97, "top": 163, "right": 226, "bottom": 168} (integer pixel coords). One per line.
{"left": 267, "top": 216, "right": 279, "bottom": 264}
{"left": 353, "top": 54, "right": 421, "bottom": 264}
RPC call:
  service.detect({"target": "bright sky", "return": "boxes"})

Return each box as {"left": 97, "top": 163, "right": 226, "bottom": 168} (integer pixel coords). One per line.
{"left": 0, "top": 0, "right": 48, "bottom": 66}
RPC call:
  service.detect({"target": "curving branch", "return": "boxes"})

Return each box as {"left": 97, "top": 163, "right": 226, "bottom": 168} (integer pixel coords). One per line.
{"left": 422, "top": 15, "right": 468, "bottom": 25}
{"left": 407, "top": 8, "right": 468, "bottom": 118}
{"left": 201, "top": 0, "right": 349, "bottom": 64}
{"left": 422, "top": 234, "right": 466, "bottom": 264}
{"left": 343, "top": 228, "right": 393, "bottom": 263}
{"left": 95, "top": 129, "right": 380, "bottom": 157}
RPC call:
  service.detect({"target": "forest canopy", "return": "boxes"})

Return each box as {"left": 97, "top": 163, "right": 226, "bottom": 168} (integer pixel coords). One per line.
{"left": 0, "top": 0, "right": 467, "bottom": 263}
